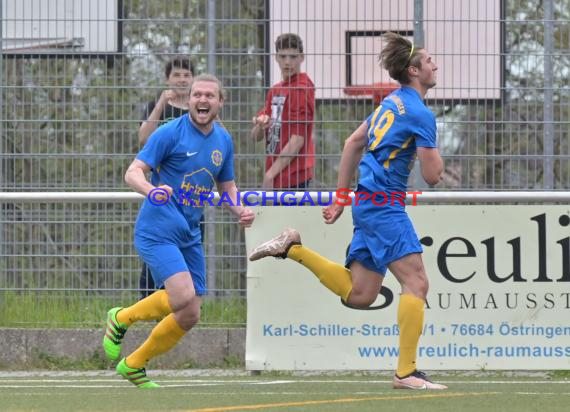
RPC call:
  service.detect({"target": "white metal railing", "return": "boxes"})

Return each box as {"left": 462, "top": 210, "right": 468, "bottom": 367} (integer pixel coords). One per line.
{"left": 1, "top": 191, "right": 569, "bottom": 203}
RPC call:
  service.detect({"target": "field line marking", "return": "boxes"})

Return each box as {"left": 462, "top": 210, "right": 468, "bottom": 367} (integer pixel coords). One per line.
{"left": 1, "top": 378, "right": 569, "bottom": 385}
{"left": 185, "top": 391, "right": 497, "bottom": 412}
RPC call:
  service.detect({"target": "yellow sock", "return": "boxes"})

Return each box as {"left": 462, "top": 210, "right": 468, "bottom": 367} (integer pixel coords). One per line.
{"left": 287, "top": 245, "right": 353, "bottom": 301}
{"left": 396, "top": 294, "right": 425, "bottom": 377}
{"left": 117, "top": 290, "right": 172, "bottom": 327}
{"left": 126, "top": 313, "right": 186, "bottom": 368}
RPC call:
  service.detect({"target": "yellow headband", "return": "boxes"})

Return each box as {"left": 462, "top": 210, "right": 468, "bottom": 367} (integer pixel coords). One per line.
{"left": 408, "top": 44, "right": 415, "bottom": 61}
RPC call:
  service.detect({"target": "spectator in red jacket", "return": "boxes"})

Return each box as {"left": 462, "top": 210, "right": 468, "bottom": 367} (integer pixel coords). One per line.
{"left": 251, "top": 33, "right": 315, "bottom": 190}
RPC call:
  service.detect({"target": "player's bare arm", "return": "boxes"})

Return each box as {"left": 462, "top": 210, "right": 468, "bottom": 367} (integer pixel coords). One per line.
{"left": 322, "top": 121, "right": 368, "bottom": 224}
{"left": 216, "top": 180, "right": 255, "bottom": 228}
{"left": 416, "top": 147, "right": 444, "bottom": 186}
{"left": 125, "top": 159, "right": 172, "bottom": 198}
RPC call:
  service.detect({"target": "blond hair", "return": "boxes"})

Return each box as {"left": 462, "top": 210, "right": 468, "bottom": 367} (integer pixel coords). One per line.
{"left": 191, "top": 73, "right": 225, "bottom": 99}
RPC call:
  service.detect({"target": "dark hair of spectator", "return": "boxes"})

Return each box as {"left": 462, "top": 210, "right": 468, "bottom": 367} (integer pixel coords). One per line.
{"left": 275, "top": 33, "right": 304, "bottom": 53}
{"left": 165, "top": 56, "right": 195, "bottom": 78}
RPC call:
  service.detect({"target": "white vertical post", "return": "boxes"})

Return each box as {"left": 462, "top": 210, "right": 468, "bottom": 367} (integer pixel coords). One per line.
{"left": 543, "top": 0, "right": 554, "bottom": 189}
{"left": 206, "top": 0, "right": 218, "bottom": 294}
{"left": 412, "top": 0, "right": 428, "bottom": 190}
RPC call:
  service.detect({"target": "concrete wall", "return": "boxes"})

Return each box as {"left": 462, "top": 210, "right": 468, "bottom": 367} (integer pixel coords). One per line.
{"left": 0, "top": 328, "right": 246, "bottom": 369}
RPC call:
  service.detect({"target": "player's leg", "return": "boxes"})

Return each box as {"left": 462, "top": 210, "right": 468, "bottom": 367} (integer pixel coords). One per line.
{"left": 103, "top": 240, "right": 175, "bottom": 363}
{"left": 343, "top": 228, "right": 385, "bottom": 307}
{"left": 249, "top": 226, "right": 385, "bottom": 306}
{"left": 389, "top": 253, "right": 446, "bottom": 390}
{"left": 108, "top": 238, "right": 193, "bottom": 388}
{"left": 249, "top": 228, "right": 353, "bottom": 301}
{"left": 116, "top": 237, "right": 205, "bottom": 388}
{"left": 344, "top": 260, "right": 382, "bottom": 308}
{"left": 103, "top": 289, "right": 171, "bottom": 362}
{"left": 117, "top": 271, "right": 199, "bottom": 388}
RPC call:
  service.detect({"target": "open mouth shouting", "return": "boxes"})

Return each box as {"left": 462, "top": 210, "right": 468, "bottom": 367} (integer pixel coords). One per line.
{"left": 188, "top": 79, "right": 223, "bottom": 131}
{"left": 195, "top": 105, "right": 211, "bottom": 121}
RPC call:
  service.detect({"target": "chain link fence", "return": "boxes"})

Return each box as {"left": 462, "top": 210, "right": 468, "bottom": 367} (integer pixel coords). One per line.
{"left": 1, "top": 0, "right": 569, "bottom": 326}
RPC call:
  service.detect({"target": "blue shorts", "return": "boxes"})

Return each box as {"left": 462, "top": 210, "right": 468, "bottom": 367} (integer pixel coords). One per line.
{"left": 134, "top": 227, "right": 206, "bottom": 295}
{"left": 345, "top": 194, "right": 423, "bottom": 275}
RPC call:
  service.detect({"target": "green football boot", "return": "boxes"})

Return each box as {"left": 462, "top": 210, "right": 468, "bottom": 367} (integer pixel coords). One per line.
{"left": 116, "top": 358, "right": 160, "bottom": 388}
{"left": 103, "top": 307, "right": 128, "bottom": 361}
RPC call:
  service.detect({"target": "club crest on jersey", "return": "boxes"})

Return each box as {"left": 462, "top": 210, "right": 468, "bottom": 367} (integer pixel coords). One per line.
{"left": 211, "top": 149, "right": 222, "bottom": 166}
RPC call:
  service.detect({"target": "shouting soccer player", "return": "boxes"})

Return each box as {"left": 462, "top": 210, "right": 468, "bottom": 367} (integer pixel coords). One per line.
{"left": 103, "top": 74, "right": 254, "bottom": 388}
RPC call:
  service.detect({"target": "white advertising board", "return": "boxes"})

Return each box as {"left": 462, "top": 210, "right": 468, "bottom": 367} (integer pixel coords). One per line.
{"left": 246, "top": 205, "right": 570, "bottom": 370}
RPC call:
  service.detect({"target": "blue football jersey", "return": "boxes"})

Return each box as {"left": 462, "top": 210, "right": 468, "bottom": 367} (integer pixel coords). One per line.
{"left": 358, "top": 86, "right": 437, "bottom": 193}
{"left": 134, "top": 115, "right": 234, "bottom": 242}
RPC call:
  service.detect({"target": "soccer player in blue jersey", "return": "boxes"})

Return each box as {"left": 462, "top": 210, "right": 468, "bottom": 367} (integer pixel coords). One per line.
{"left": 249, "top": 32, "right": 446, "bottom": 390}
{"left": 103, "top": 74, "right": 255, "bottom": 388}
